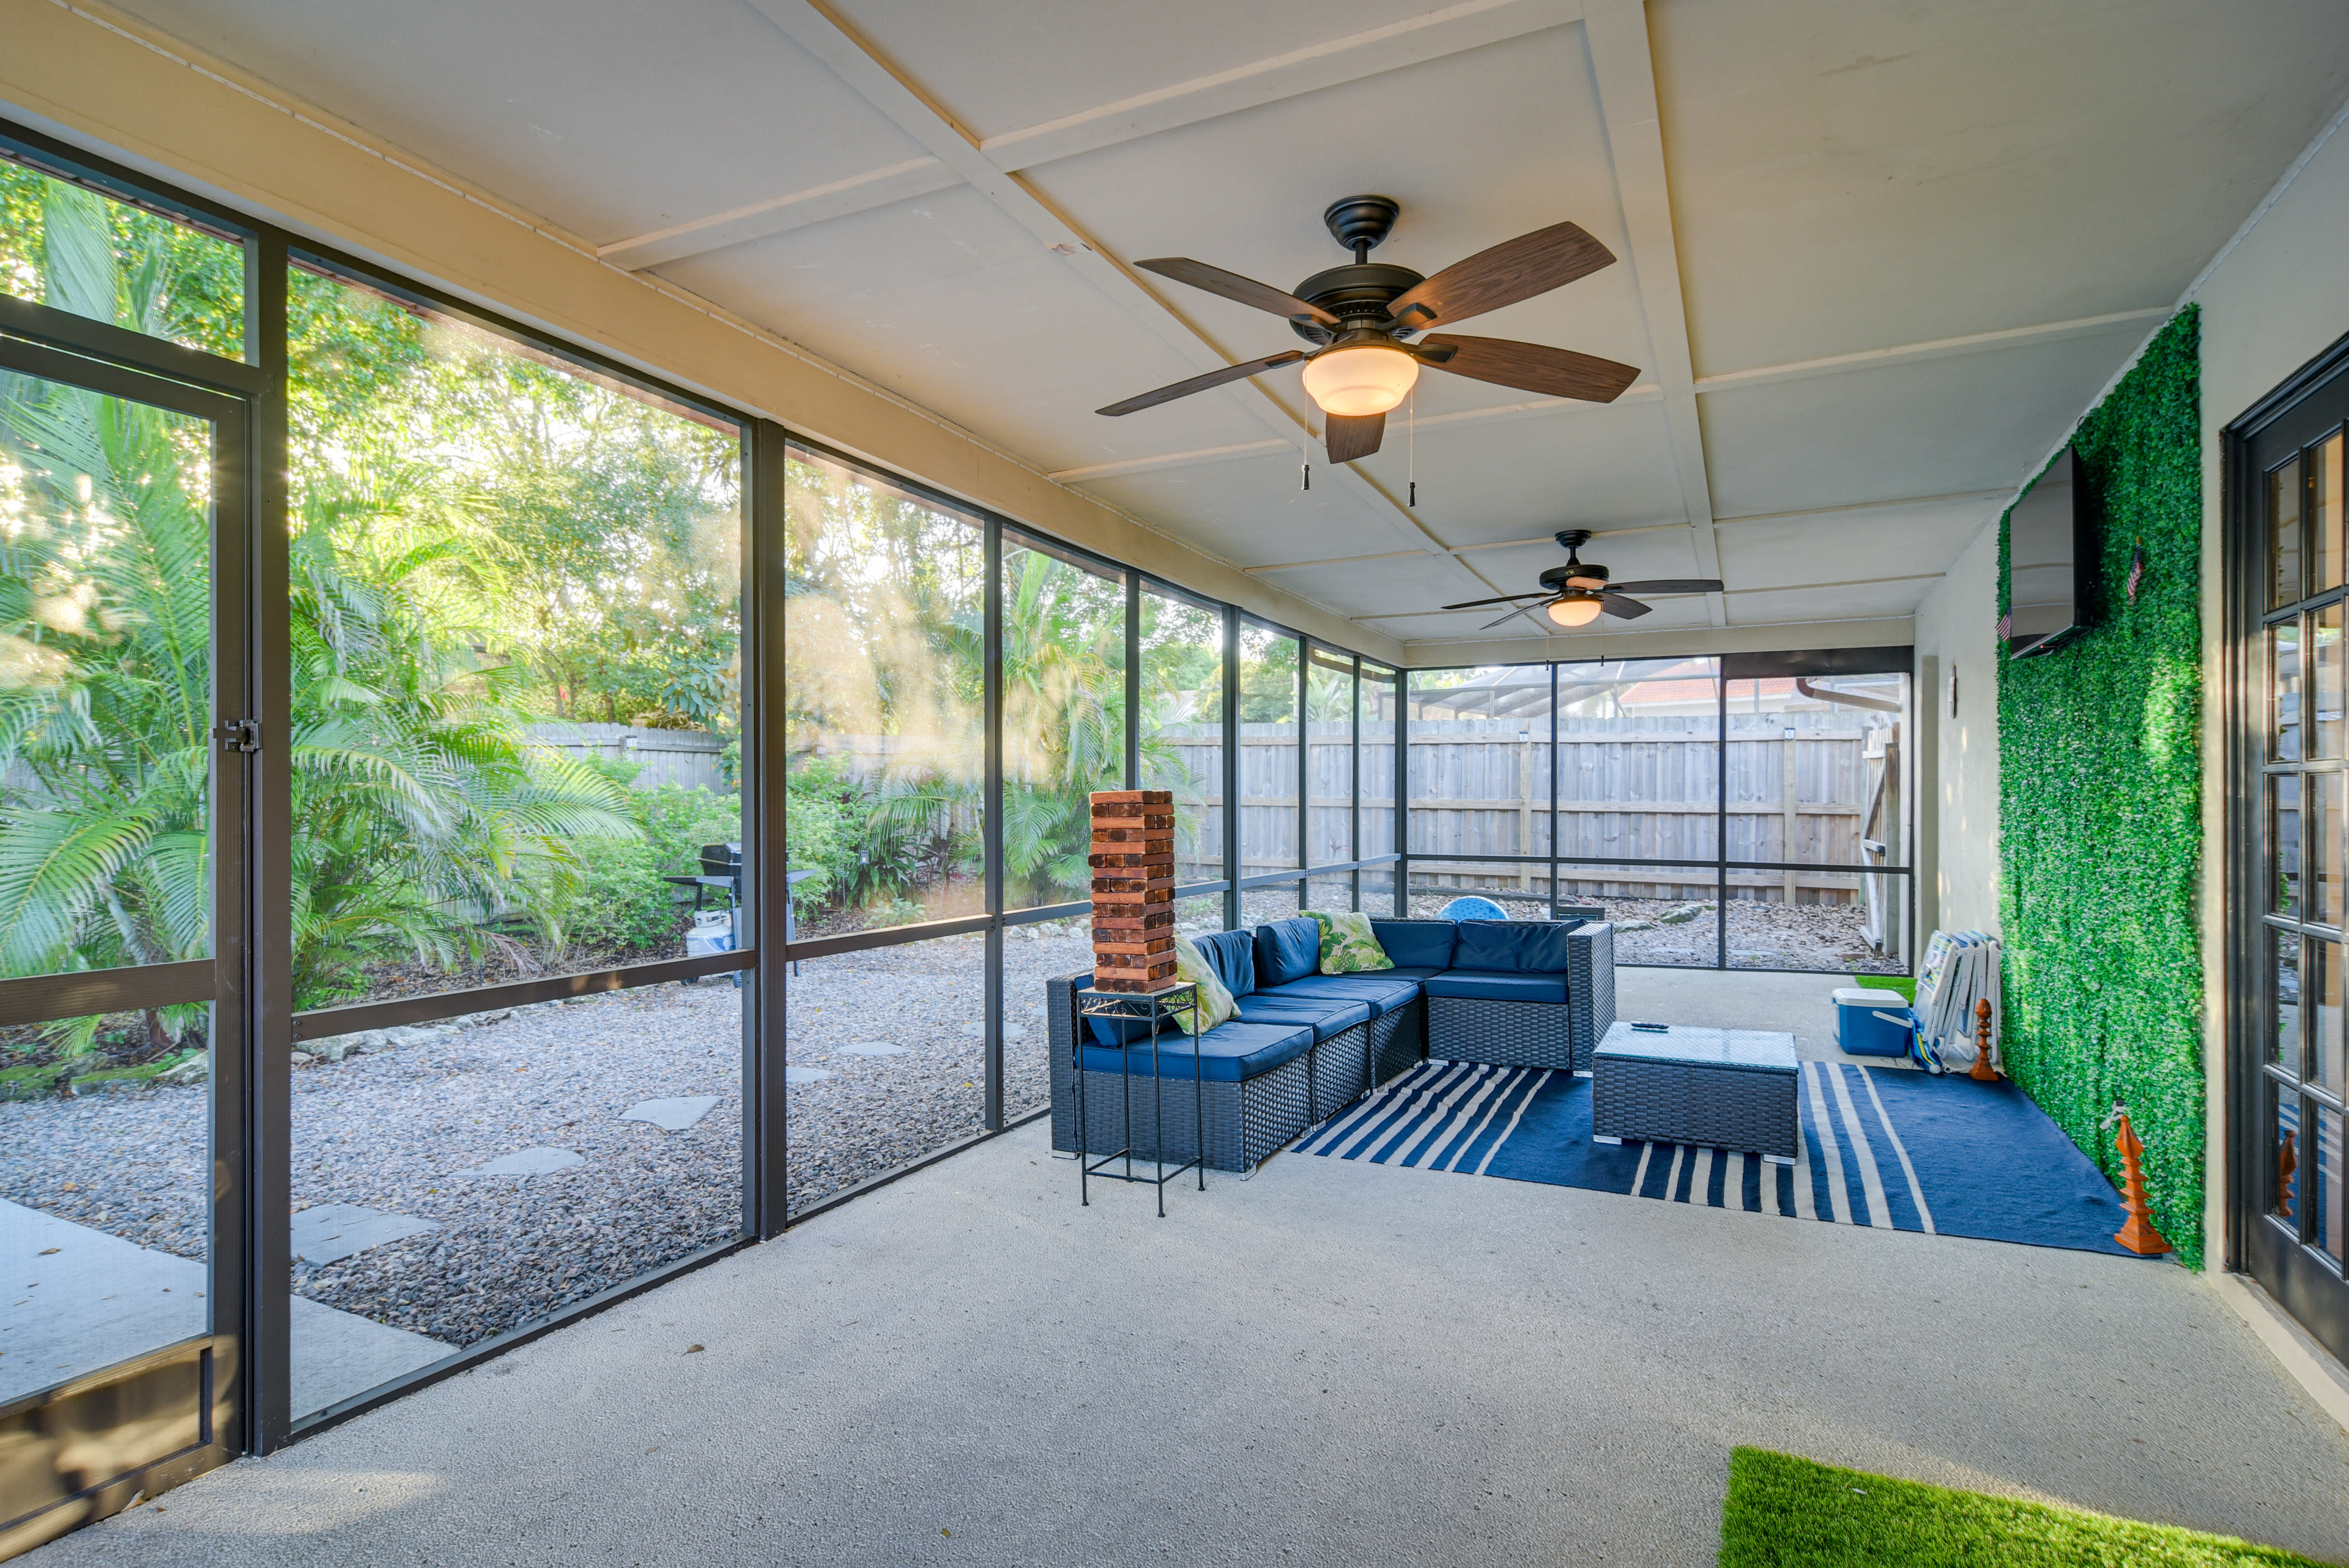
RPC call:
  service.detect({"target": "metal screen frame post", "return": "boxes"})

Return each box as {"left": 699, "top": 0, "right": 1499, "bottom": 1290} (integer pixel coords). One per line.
{"left": 1124, "top": 571, "right": 1141, "bottom": 788}
{"left": 1716, "top": 662, "right": 1729, "bottom": 970}
{"left": 745, "top": 420, "right": 789, "bottom": 1238}
{"left": 1350, "top": 655, "right": 1362, "bottom": 912}
{"left": 246, "top": 232, "right": 295, "bottom": 1452}
{"left": 1223, "top": 606, "right": 1241, "bottom": 932}
{"left": 1396, "top": 666, "right": 1412, "bottom": 916}
{"left": 984, "top": 518, "right": 1005, "bottom": 1132}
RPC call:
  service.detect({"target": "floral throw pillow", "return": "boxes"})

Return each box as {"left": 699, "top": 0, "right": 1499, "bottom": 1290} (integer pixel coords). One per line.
{"left": 1170, "top": 934, "right": 1238, "bottom": 1035}
{"left": 1304, "top": 910, "right": 1395, "bottom": 975}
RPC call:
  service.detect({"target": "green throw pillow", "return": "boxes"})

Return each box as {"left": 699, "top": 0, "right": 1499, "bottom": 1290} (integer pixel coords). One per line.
{"left": 1304, "top": 910, "right": 1395, "bottom": 975}
{"left": 1169, "top": 934, "right": 1238, "bottom": 1035}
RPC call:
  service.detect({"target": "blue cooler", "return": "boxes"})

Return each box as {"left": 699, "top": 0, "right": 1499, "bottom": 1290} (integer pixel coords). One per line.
{"left": 1832, "top": 987, "right": 1913, "bottom": 1057}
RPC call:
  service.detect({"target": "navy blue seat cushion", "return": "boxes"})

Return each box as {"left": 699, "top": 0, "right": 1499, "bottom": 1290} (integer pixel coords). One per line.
{"left": 1370, "top": 919, "right": 1456, "bottom": 970}
{"left": 1453, "top": 919, "right": 1581, "bottom": 974}
{"left": 1193, "top": 928, "right": 1256, "bottom": 998}
{"left": 1256, "top": 974, "right": 1422, "bottom": 1019}
{"left": 1232, "top": 994, "right": 1372, "bottom": 1042}
{"left": 1077, "top": 1020, "right": 1311, "bottom": 1082}
{"left": 1421, "top": 969, "right": 1570, "bottom": 1005}
{"left": 1254, "top": 917, "right": 1324, "bottom": 987}
{"left": 1380, "top": 966, "right": 1447, "bottom": 983}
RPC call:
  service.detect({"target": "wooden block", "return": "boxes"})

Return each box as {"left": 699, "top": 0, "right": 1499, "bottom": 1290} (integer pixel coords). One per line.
{"left": 1089, "top": 789, "right": 1173, "bottom": 806}
{"left": 1092, "top": 936, "right": 1175, "bottom": 956}
{"left": 1095, "top": 973, "right": 1183, "bottom": 994}
{"left": 1091, "top": 894, "right": 1174, "bottom": 920}
{"left": 1091, "top": 911, "right": 1174, "bottom": 932}
{"left": 1087, "top": 851, "right": 1175, "bottom": 869}
{"left": 1095, "top": 956, "right": 1179, "bottom": 983}
{"left": 1094, "top": 942, "right": 1177, "bottom": 964}
{"left": 1091, "top": 872, "right": 1175, "bottom": 891}
{"left": 1091, "top": 808, "right": 1176, "bottom": 828}
{"left": 1091, "top": 827, "right": 1176, "bottom": 846}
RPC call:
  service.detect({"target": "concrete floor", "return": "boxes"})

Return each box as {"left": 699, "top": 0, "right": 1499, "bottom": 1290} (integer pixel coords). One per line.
{"left": 39, "top": 977, "right": 2349, "bottom": 1567}
{"left": 1617, "top": 964, "right": 1919, "bottom": 1066}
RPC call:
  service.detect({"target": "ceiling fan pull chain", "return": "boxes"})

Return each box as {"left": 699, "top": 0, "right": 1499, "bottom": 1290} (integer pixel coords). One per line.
{"left": 1408, "top": 386, "right": 1416, "bottom": 508}
{"left": 1302, "top": 454, "right": 1310, "bottom": 491}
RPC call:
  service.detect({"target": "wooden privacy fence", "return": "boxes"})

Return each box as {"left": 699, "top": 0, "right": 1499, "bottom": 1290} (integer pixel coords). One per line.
{"left": 1151, "top": 713, "right": 1900, "bottom": 905}
{"left": 524, "top": 723, "right": 732, "bottom": 792}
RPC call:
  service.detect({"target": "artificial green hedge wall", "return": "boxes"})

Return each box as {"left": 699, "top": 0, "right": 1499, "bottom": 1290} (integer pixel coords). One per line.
{"left": 1997, "top": 307, "right": 2205, "bottom": 1266}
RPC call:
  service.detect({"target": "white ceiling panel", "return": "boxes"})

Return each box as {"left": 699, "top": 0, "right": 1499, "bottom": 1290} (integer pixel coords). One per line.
{"left": 826, "top": 0, "right": 1504, "bottom": 143}
{"left": 657, "top": 186, "right": 1275, "bottom": 469}
{"left": 1248, "top": 552, "right": 1504, "bottom": 622}
{"left": 108, "top": 0, "right": 923, "bottom": 245}
{"left": 1072, "top": 449, "right": 1412, "bottom": 573}
{"left": 1354, "top": 398, "right": 1687, "bottom": 549}
{"left": 1724, "top": 578, "right": 1940, "bottom": 626}
{"left": 1697, "top": 329, "right": 2148, "bottom": 520}
{"left": 1654, "top": 0, "right": 2349, "bottom": 371}
{"left": 1713, "top": 497, "right": 1993, "bottom": 593}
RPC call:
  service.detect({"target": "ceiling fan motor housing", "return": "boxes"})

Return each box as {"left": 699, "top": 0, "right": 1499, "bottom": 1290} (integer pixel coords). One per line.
{"left": 1288, "top": 262, "right": 1424, "bottom": 344}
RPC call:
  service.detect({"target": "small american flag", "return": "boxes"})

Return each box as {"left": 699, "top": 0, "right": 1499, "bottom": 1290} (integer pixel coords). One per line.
{"left": 2126, "top": 541, "right": 2145, "bottom": 603}
{"left": 1995, "top": 611, "right": 2012, "bottom": 642}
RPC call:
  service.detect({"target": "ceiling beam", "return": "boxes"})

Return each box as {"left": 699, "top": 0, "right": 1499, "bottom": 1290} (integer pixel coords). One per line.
{"left": 597, "top": 157, "right": 959, "bottom": 270}
{"left": 979, "top": 0, "right": 1586, "bottom": 170}
{"left": 744, "top": 0, "right": 1497, "bottom": 601}
{"left": 1583, "top": 0, "right": 1723, "bottom": 627}
{"left": 1693, "top": 307, "right": 2170, "bottom": 396}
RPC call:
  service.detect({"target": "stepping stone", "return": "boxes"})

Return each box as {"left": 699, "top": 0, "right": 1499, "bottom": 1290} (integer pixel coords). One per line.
{"left": 784, "top": 1066, "right": 834, "bottom": 1085}
{"left": 465, "top": 1147, "right": 583, "bottom": 1177}
{"left": 839, "top": 1041, "right": 907, "bottom": 1057}
{"left": 289, "top": 1203, "right": 439, "bottom": 1266}
{"left": 957, "top": 1024, "right": 1030, "bottom": 1041}
{"left": 620, "top": 1095, "right": 721, "bottom": 1132}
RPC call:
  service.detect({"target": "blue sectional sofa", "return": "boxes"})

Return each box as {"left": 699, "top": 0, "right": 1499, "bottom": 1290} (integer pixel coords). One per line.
{"left": 1048, "top": 914, "right": 1615, "bottom": 1173}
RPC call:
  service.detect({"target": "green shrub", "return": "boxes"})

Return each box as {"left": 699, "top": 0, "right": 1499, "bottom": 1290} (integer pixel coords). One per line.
{"left": 784, "top": 756, "right": 863, "bottom": 909}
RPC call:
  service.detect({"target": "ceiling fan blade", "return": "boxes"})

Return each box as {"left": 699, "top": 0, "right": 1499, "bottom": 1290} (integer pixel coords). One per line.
{"left": 1606, "top": 578, "right": 1725, "bottom": 596}
{"left": 1324, "top": 411, "right": 1385, "bottom": 464}
{"left": 1097, "top": 350, "right": 1307, "bottom": 417}
{"left": 1385, "top": 221, "right": 1615, "bottom": 329}
{"left": 1438, "top": 591, "right": 1551, "bottom": 610}
{"left": 1599, "top": 593, "right": 1652, "bottom": 620}
{"left": 1137, "top": 258, "right": 1340, "bottom": 326}
{"left": 1420, "top": 335, "right": 1640, "bottom": 403}
{"left": 1479, "top": 604, "right": 1540, "bottom": 631}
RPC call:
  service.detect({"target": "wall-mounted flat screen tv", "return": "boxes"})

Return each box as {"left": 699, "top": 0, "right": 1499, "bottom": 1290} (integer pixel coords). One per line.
{"left": 2005, "top": 445, "right": 2093, "bottom": 658}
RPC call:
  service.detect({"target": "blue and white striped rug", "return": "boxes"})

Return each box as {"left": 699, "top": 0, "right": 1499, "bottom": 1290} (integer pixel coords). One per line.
{"left": 1299, "top": 1058, "right": 2151, "bottom": 1257}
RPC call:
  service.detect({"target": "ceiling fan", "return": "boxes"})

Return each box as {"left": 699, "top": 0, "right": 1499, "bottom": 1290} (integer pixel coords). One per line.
{"left": 1097, "top": 195, "right": 1639, "bottom": 464}
{"left": 1441, "top": 529, "right": 1724, "bottom": 630}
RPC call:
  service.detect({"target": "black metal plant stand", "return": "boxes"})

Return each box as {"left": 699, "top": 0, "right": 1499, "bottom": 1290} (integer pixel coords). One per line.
{"left": 1074, "top": 983, "right": 1204, "bottom": 1216}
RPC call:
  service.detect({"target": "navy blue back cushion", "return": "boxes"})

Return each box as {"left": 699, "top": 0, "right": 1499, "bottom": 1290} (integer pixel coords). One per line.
{"left": 1194, "top": 929, "right": 1256, "bottom": 998}
{"left": 1453, "top": 919, "right": 1579, "bottom": 974}
{"left": 1254, "top": 917, "right": 1323, "bottom": 987}
{"left": 1370, "top": 919, "right": 1456, "bottom": 970}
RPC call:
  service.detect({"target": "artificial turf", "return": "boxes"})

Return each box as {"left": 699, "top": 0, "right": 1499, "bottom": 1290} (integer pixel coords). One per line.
{"left": 1853, "top": 974, "right": 1918, "bottom": 1003}
{"left": 1718, "top": 1448, "right": 2332, "bottom": 1567}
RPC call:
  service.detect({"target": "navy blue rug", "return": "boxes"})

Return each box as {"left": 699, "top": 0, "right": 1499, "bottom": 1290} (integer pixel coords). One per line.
{"left": 1298, "top": 1058, "right": 2152, "bottom": 1257}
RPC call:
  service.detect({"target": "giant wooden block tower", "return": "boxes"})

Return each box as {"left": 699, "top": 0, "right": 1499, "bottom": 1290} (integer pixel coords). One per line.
{"left": 1089, "top": 789, "right": 1178, "bottom": 992}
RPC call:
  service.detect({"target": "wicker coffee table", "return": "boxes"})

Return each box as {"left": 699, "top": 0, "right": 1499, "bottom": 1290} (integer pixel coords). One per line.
{"left": 1590, "top": 1022, "right": 1799, "bottom": 1163}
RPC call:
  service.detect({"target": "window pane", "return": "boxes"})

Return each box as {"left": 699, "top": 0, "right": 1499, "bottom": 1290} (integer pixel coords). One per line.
{"left": 2317, "top": 434, "right": 2343, "bottom": 594}
{"left": 0, "top": 152, "right": 245, "bottom": 361}
{"left": 289, "top": 981, "right": 745, "bottom": 1419}
{"left": 1171, "top": 891, "right": 1225, "bottom": 933}
{"left": 2314, "top": 773, "right": 2342, "bottom": 926}
{"left": 2273, "top": 457, "right": 2305, "bottom": 609}
{"left": 2274, "top": 774, "right": 2304, "bottom": 918}
{"left": 1362, "top": 664, "right": 1398, "bottom": 875}
{"left": 1004, "top": 915, "right": 1086, "bottom": 1121}
{"left": 2271, "top": 1081, "right": 2302, "bottom": 1226}
{"left": 285, "top": 267, "right": 743, "bottom": 1013}
{"left": 784, "top": 448, "right": 983, "bottom": 934}
{"left": 2275, "top": 619, "right": 2304, "bottom": 762}
{"left": 1307, "top": 648, "right": 1354, "bottom": 867}
{"left": 1549, "top": 866, "right": 1719, "bottom": 967}
{"left": 2, "top": 1006, "right": 212, "bottom": 1402}
{"left": 1305, "top": 874, "right": 1354, "bottom": 915}
{"left": 2276, "top": 928, "right": 2304, "bottom": 1074}
{"left": 787, "top": 934, "right": 984, "bottom": 1218}
{"left": 1140, "top": 593, "right": 1222, "bottom": 885}
{"left": 2318, "top": 1103, "right": 2344, "bottom": 1265}
{"left": 1238, "top": 626, "right": 1299, "bottom": 877}
{"left": 1408, "top": 665, "right": 1559, "bottom": 911}
{"left": 1001, "top": 533, "right": 1123, "bottom": 911}
{"left": 1243, "top": 880, "right": 1302, "bottom": 925}
{"left": 2319, "top": 604, "right": 2345, "bottom": 760}
{"left": 2314, "top": 939, "right": 2345, "bottom": 1094}
{"left": 1361, "top": 861, "right": 1398, "bottom": 918}
{"left": 1, "top": 370, "right": 215, "bottom": 979}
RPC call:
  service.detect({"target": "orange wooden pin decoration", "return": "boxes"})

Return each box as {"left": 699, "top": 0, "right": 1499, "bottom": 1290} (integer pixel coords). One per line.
{"left": 1969, "top": 997, "right": 2000, "bottom": 1082}
{"left": 2112, "top": 1111, "right": 2172, "bottom": 1255}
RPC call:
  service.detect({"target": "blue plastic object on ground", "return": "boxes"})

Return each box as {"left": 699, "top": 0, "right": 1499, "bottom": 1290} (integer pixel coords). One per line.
{"left": 1438, "top": 895, "right": 1510, "bottom": 923}
{"left": 1831, "top": 987, "right": 1914, "bottom": 1057}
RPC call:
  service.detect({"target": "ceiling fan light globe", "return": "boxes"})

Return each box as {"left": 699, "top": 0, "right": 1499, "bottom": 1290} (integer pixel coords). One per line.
{"left": 1546, "top": 595, "right": 1604, "bottom": 628}
{"left": 1301, "top": 344, "right": 1420, "bottom": 417}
